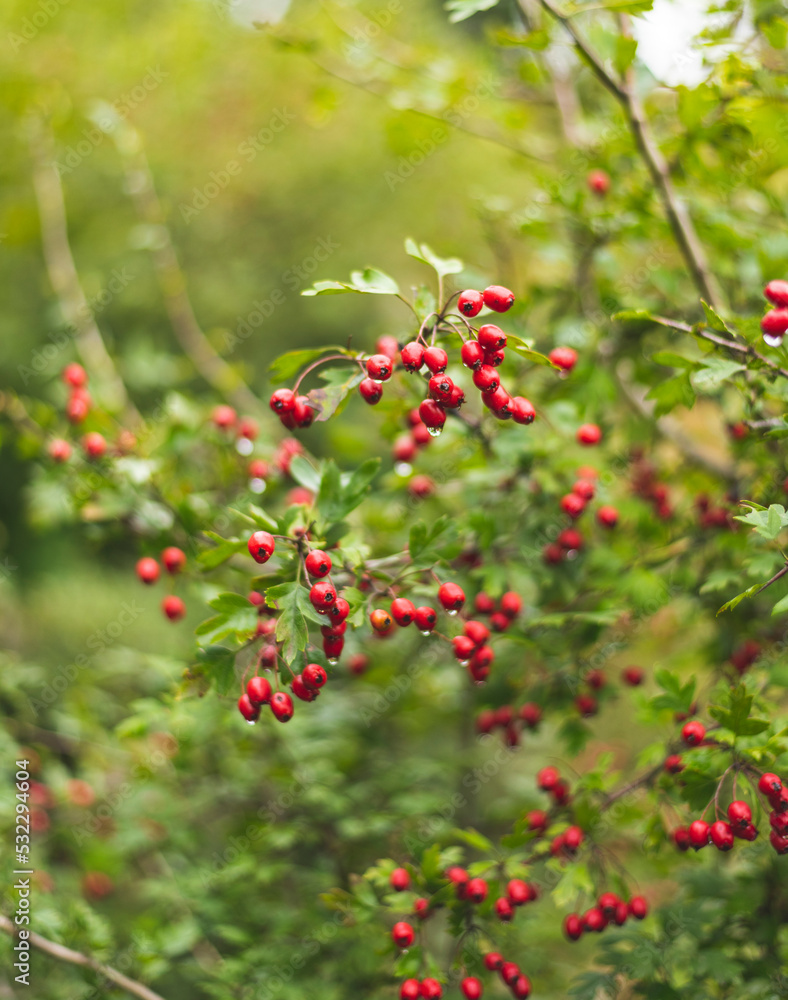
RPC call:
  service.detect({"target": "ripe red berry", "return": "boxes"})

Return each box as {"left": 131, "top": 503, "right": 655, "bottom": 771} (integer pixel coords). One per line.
{"left": 759, "top": 773, "right": 782, "bottom": 796}
{"left": 461, "top": 340, "right": 485, "bottom": 369}
{"left": 761, "top": 309, "right": 788, "bottom": 336}
{"left": 564, "top": 914, "right": 583, "bottom": 940}
{"left": 563, "top": 825, "right": 584, "bottom": 852}
{"left": 587, "top": 169, "right": 610, "bottom": 194}
{"left": 366, "top": 354, "right": 393, "bottom": 381}
{"left": 482, "top": 285, "right": 515, "bottom": 313}
{"left": 162, "top": 547, "right": 186, "bottom": 574}
{"left": 770, "top": 830, "right": 788, "bottom": 854}
{"left": 376, "top": 335, "right": 399, "bottom": 360}
{"left": 348, "top": 653, "right": 368, "bottom": 675}
{"left": 499, "top": 591, "right": 521, "bottom": 619}
{"left": 482, "top": 385, "right": 513, "bottom": 418}
{"left": 393, "top": 435, "right": 417, "bottom": 463}
{"left": 247, "top": 676, "right": 272, "bottom": 705}
{"left": 512, "top": 397, "right": 536, "bottom": 425}
{"left": 136, "top": 557, "right": 160, "bottom": 585}
{"left": 418, "top": 398, "right": 446, "bottom": 431}
{"left": 598, "top": 892, "right": 619, "bottom": 915}
{"left": 392, "top": 921, "right": 415, "bottom": 948}
{"left": 560, "top": 493, "right": 585, "bottom": 519}
{"left": 162, "top": 595, "right": 186, "bottom": 621}
{"left": 494, "top": 896, "right": 513, "bottom": 921}
{"left": 740, "top": 822, "right": 759, "bottom": 841}
{"left": 370, "top": 608, "right": 393, "bottom": 633}
{"left": 291, "top": 674, "right": 318, "bottom": 702}
{"left": 537, "top": 766, "right": 560, "bottom": 791}
{"left": 577, "top": 423, "right": 602, "bottom": 446}
{"left": 248, "top": 531, "right": 275, "bottom": 564}
{"left": 727, "top": 800, "right": 752, "bottom": 829}
{"left": 622, "top": 665, "right": 644, "bottom": 686}
{"left": 211, "top": 405, "right": 236, "bottom": 429}
{"left": 359, "top": 378, "right": 383, "bottom": 404}
{"left": 302, "top": 663, "right": 327, "bottom": 690}
{"left": 458, "top": 289, "right": 484, "bottom": 317}
{"left": 48, "top": 438, "right": 72, "bottom": 462}
{"left": 464, "top": 620, "right": 490, "bottom": 647}
{"left": 673, "top": 827, "right": 690, "bottom": 851}
{"left": 688, "top": 819, "right": 710, "bottom": 849}
{"left": 446, "top": 866, "right": 469, "bottom": 893}
{"left": 400, "top": 981, "right": 421, "bottom": 1000}
{"left": 470, "top": 645, "right": 494, "bottom": 674}
{"left": 323, "top": 634, "right": 344, "bottom": 661}
{"left": 400, "top": 342, "right": 425, "bottom": 372}
{"left": 478, "top": 324, "right": 507, "bottom": 351}
{"left": 484, "top": 952, "right": 503, "bottom": 971}
{"left": 413, "top": 606, "right": 437, "bottom": 632}
{"left": 488, "top": 610, "right": 508, "bottom": 632}
{"left": 420, "top": 979, "right": 442, "bottom": 999}
{"left": 572, "top": 478, "right": 595, "bottom": 501}
{"left": 460, "top": 976, "right": 482, "bottom": 1000}
{"left": 526, "top": 809, "right": 548, "bottom": 832}
{"left": 438, "top": 582, "right": 465, "bottom": 613}
{"left": 466, "top": 877, "right": 488, "bottom": 904}
{"left": 63, "top": 362, "right": 88, "bottom": 387}
{"left": 475, "top": 592, "right": 495, "bottom": 614}
{"left": 518, "top": 703, "right": 541, "bottom": 729}
{"left": 291, "top": 396, "right": 315, "bottom": 428}
{"left": 428, "top": 373, "right": 454, "bottom": 404}
{"left": 582, "top": 907, "right": 606, "bottom": 932}
{"left": 423, "top": 346, "right": 448, "bottom": 374}
{"left": 710, "top": 820, "right": 734, "bottom": 851}
{"left": 310, "top": 581, "right": 337, "bottom": 611}
{"left": 305, "top": 550, "right": 332, "bottom": 577}
{"left": 682, "top": 720, "right": 706, "bottom": 746}
{"left": 327, "top": 597, "right": 350, "bottom": 622}
{"left": 511, "top": 975, "right": 531, "bottom": 999}
{"left": 549, "top": 346, "right": 578, "bottom": 371}
{"left": 453, "top": 636, "right": 475, "bottom": 663}
{"left": 82, "top": 432, "right": 106, "bottom": 459}
{"left": 664, "top": 754, "right": 684, "bottom": 774}
{"left": 390, "top": 867, "right": 410, "bottom": 891}
{"left": 413, "top": 897, "right": 430, "bottom": 919}
{"left": 765, "top": 280, "right": 788, "bottom": 307}
{"left": 270, "top": 691, "right": 294, "bottom": 722}
{"left": 238, "top": 693, "right": 259, "bottom": 722}
{"left": 390, "top": 597, "right": 416, "bottom": 626}
{"left": 249, "top": 459, "right": 269, "bottom": 480}
{"left": 628, "top": 896, "right": 648, "bottom": 920}
{"left": 472, "top": 365, "right": 499, "bottom": 393}
{"left": 66, "top": 392, "right": 90, "bottom": 423}
{"left": 506, "top": 879, "right": 531, "bottom": 906}
{"left": 499, "top": 962, "right": 520, "bottom": 987}
{"left": 596, "top": 505, "right": 619, "bottom": 528}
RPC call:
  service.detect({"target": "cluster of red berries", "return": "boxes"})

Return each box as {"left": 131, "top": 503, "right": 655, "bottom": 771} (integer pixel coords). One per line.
{"left": 760, "top": 279, "right": 788, "bottom": 347}
{"left": 210, "top": 405, "right": 264, "bottom": 448}
{"left": 482, "top": 952, "right": 532, "bottom": 998}
{"left": 563, "top": 893, "right": 648, "bottom": 941}
{"left": 48, "top": 363, "right": 137, "bottom": 462}
{"left": 135, "top": 548, "right": 188, "bottom": 622}
{"left": 398, "top": 977, "right": 443, "bottom": 999}
{"left": 695, "top": 493, "right": 735, "bottom": 531}
{"left": 631, "top": 452, "right": 673, "bottom": 520}
{"left": 729, "top": 639, "right": 761, "bottom": 674}
{"left": 268, "top": 389, "right": 317, "bottom": 429}
{"left": 542, "top": 468, "right": 618, "bottom": 565}
{"left": 476, "top": 701, "right": 541, "bottom": 747}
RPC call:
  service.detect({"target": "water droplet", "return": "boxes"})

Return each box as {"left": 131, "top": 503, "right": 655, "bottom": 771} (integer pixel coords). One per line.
{"left": 764, "top": 332, "right": 784, "bottom": 348}
{"left": 236, "top": 437, "right": 254, "bottom": 456}
{"left": 446, "top": 609, "right": 458, "bottom": 617}
{"left": 419, "top": 630, "right": 432, "bottom": 636}
{"left": 250, "top": 478, "right": 266, "bottom": 495}
{"left": 327, "top": 657, "right": 339, "bottom": 665}
{"left": 459, "top": 658, "right": 470, "bottom": 666}
{"left": 427, "top": 426, "right": 442, "bottom": 438}
{"left": 246, "top": 719, "right": 257, "bottom": 726}
{"left": 394, "top": 462, "right": 412, "bottom": 477}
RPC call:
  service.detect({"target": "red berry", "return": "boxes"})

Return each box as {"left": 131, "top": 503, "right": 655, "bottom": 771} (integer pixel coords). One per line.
{"left": 597, "top": 505, "right": 619, "bottom": 528}
{"left": 48, "top": 438, "right": 72, "bottom": 462}
{"left": 484, "top": 953, "right": 503, "bottom": 971}
{"left": 770, "top": 830, "right": 788, "bottom": 854}
{"left": 561, "top": 493, "right": 585, "bottom": 519}
{"left": 370, "top": 608, "right": 393, "bottom": 633}
{"left": 412, "top": 424, "right": 431, "bottom": 448}
{"left": 526, "top": 809, "right": 548, "bottom": 831}
{"left": 136, "top": 557, "right": 160, "bottom": 585}
{"left": 586, "top": 669, "right": 606, "bottom": 690}
{"left": 420, "top": 979, "right": 442, "bottom": 999}
{"left": 464, "top": 620, "right": 490, "bottom": 646}
{"left": 413, "top": 606, "right": 437, "bottom": 632}
{"left": 466, "top": 877, "right": 487, "bottom": 904}
{"left": 393, "top": 435, "right": 417, "bottom": 462}
{"left": 423, "top": 346, "right": 448, "bottom": 374}
{"left": 323, "top": 634, "right": 344, "bottom": 661}
{"left": 162, "top": 595, "right": 186, "bottom": 621}
{"left": 63, "top": 362, "right": 87, "bottom": 387}
{"left": 376, "top": 335, "right": 399, "bottom": 360}
{"left": 66, "top": 393, "right": 90, "bottom": 423}
{"left": 572, "top": 478, "right": 595, "bottom": 501}
{"left": 458, "top": 290, "right": 483, "bottom": 317}
{"left": 249, "top": 459, "right": 269, "bottom": 480}
{"left": 500, "top": 591, "right": 522, "bottom": 618}
{"left": 310, "top": 581, "right": 337, "bottom": 611}
{"left": 499, "top": 962, "right": 520, "bottom": 987}
{"left": 348, "top": 653, "right": 368, "bottom": 675}
{"left": 482, "top": 385, "right": 513, "bottom": 418}
{"left": 482, "top": 285, "right": 515, "bottom": 313}
{"left": 366, "top": 354, "right": 393, "bottom": 381}
{"left": 577, "top": 423, "right": 602, "bottom": 446}
{"left": 305, "top": 550, "right": 332, "bottom": 577}
{"left": 598, "top": 892, "right": 619, "bottom": 915}
{"left": 622, "top": 666, "right": 644, "bottom": 686}
{"left": 327, "top": 596, "right": 350, "bottom": 622}
{"left": 414, "top": 897, "right": 430, "bottom": 919}
{"left": 759, "top": 773, "right": 782, "bottom": 796}
{"left": 740, "top": 822, "right": 759, "bottom": 841}
{"left": 765, "top": 280, "right": 788, "bottom": 307}
{"left": 302, "top": 663, "right": 327, "bottom": 690}
{"left": 727, "top": 800, "right": 752, "bottom": 829}
{"left": 511, "top": 397, "right": 536, "bottom": 425}
{"left": 248, "top": 531, "right": 275, "bottom": 564}
{"left": 682, "top": 720, "right": 705, "bottom": 746}
{"left": 710, "top": 820, "right": 734, "bottom": 851}
{"left": 575, "top": 694, "right": 598, "bottom": 717}
{"left": 418, "top": 399, "right": 446, "bottom": 431}
{"left": 291, "top": 396, "right": 315, "bottom": 428}
{"left": 511, "top": 975, "right": 531, "bottom": 999}
{"left": 470, "top": 645, "right": 494, "bottom": 674}
{"left": 582, "top": 907, "right": 606, "bottom": 932}
{"left": 557, "top": 528, "right": 583, "bottom": 551}
{"left": 688, "top": 819, "right": 710, "bottom": 850}
{"left": 587, "top": 169, "right": 610, "bottom": 195}
{"left": 400, "top": 981, "right": 420, "bottom": 1000}
{"left": 428, "top": 373, "right": 455, "bottom": 404}
{"left": 461, "top": 340, "right": 485, "bottom": 369}
{"left": 162, "top": 547, "right": 186, "bottom": 574}
{"left": 270, "top": 691, "right": 294, "bottom": 722}
{"left": 409, "top": 474, "right": 435, "bottom": 498}
{"left": 238, "top": 693, "right": 259, "bottom": 722}
{"left": 507, "top": 878, "right": 532, "bottom": 906}
{"left": 438, "top": 582, "right": 465, "bottom": 613}
{"left": 549, "top": 346, "right": 577, "bottom": 371}
{"left": 478, "top": 324, "right": 507, "bottom": 351}
{"left": 564, "top": 825, "right": 584, "bottom": 852}
{"left": 82, "top": 432, "right": 106, "bottom": 459}
{"left": 475, "top": 592, "right": 495, "bottom": 614}
{"left": 391, "top": 597, "right": 416, "bottom": 626}
{"left": 537, "top": 766, "right": 560, "bottom": 791}
{"left": 446, "top": 866, "right": 469, "bottom": 893}
{"left": 564, "top": 914, "right": 583, "bottom": 940}
{"left": 761, "top": 309, "right": 788, "bottom": 336}
{"left": 664, "top": 754, "right": 684, "bottom": 774}
{"left": 392, "top": 921, "right": 415, "bottom": 948}
{"left": 291, "top": 673, "right": 318, "bottom": 702}
{"left": 460, "top": 976, "right": 482, "bottom": 1000}
{"left": 359, "top": 378, "right": 383, "bottom": 404}
{"left": 401, "top": 342, "right": 425, "bottom": 372}
{"left": 519, "top": 703, "right": 541, "bottom": 728}
{"left": 451, "top": 635, "right": 475, "bottom": 662}
{"left": 494, "top": 896, "right": 513, "bottom": 921}
{"left": 390, "top": 867, "right": 410, "bottom": 891}
{"left": 628, "top": 896, "right": 648, "bottom": 919}
{"left": 673, "top": 827, "right": 690, "bottom": 851}
{"left": 247, "top": 676, "right": 272, "bottom": 705}
{"left": 212, "top": 405, "right": 236, "bottom": 429}
{"left": 489, "top": 611, "right": 510, "bottom": 632}
{"left": 472, "top": 365, "right": 499, "bottom": 393}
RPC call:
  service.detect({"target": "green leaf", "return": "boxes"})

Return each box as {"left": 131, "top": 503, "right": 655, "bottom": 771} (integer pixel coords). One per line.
{"left": 194, "top": 645, "right": 237, "bottom": 695}
{"left": 404, "top": 238, "right": 463, "bottom": 276}
{"left": 717, "top": 583, "right": 764, "bottom": 615}
{"left": 195, "top": 593, "right": 259, "bottom": 645}
{"left": 408, "top": 515, "right": 456, "bottom": 567}
{"left": 772, "top": 591, "right": 788, "bottom": 616}
{"left": 288, "top": 454, "right": 322, "bottom": 494}
{"left": 734, "top": 503, "right": 788, "bottom": 540}
{"left": 612, "top": 308, "right": 657, "bottom": 325}
{"left": 562, "top": 0, "right": 653, "bottom": 15}
{"left": 645, "top": 373, "right": 695, "bottom": 416}
{"left": 700, "top": 299, "right": 732, "bottom": 333}
{"left": 268, "top": 346, "right": 351, "bottom": 383}
{"left": 198, "top": 532, "right": 247, "bottom": 570}
{"left": 301, "top": 268, "right": 399, "bottom": 296}
{"left": 691, "top": 358, "right": 745, "bottom": 392}
{"left": 450, "top": 828, "right": 494, "bottom": 852}
{"left": 708, "top": 685, "right": 764, "bottom": 737}
{"left": 318, "top": 458, "right": 381, "bottom": 523}
{"left": 306, "top": 366, "right": 365, "bottom": 422}
{"left": 414, "top": 285, "right": 437, "bottom": 321}
{"left": 651, "top": 351, "right": 698, "bottom": 370}
{"left": 506, "top": 334, "right": 557, "bottom": 367}
{"left": 265, "top": 581, "right": 324, "bottom": 664}
{"left": 614, "top": 35, "right": 638, "bottom": 75}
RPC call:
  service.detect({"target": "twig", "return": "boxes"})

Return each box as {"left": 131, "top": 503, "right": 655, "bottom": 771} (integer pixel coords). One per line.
{"left": 533, "top": 0, "right": 724, "bottom": 312}
{"left": 649, "top": 315, "right": 788, "bottom": 381}
{"left": 753, "top": 564, "right": 788, "bottom": 597}
{"left": 0, "top": 914, "right": 167, "bottom": 1000}
{"left": 27, "top": 118, "right": 142, "bottom": 427}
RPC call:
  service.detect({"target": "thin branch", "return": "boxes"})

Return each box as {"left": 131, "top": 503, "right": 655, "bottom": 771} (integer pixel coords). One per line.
{"left": 108, "top": 125, "right": 264, "bottom": 416}
{"left": 27, "top": 118, "right": 142, "bottom": 427}
{"left": 649, "top": 315, "right": 788, "bottom": 381}
{"left": 534, "top": 0, "right": 724, "bottom": 312}
{"left": 753, "top": 563, "right": 788, "bottom": 596}
{"left": 0, "top": 914, "right": 167, "bottom": 1000}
